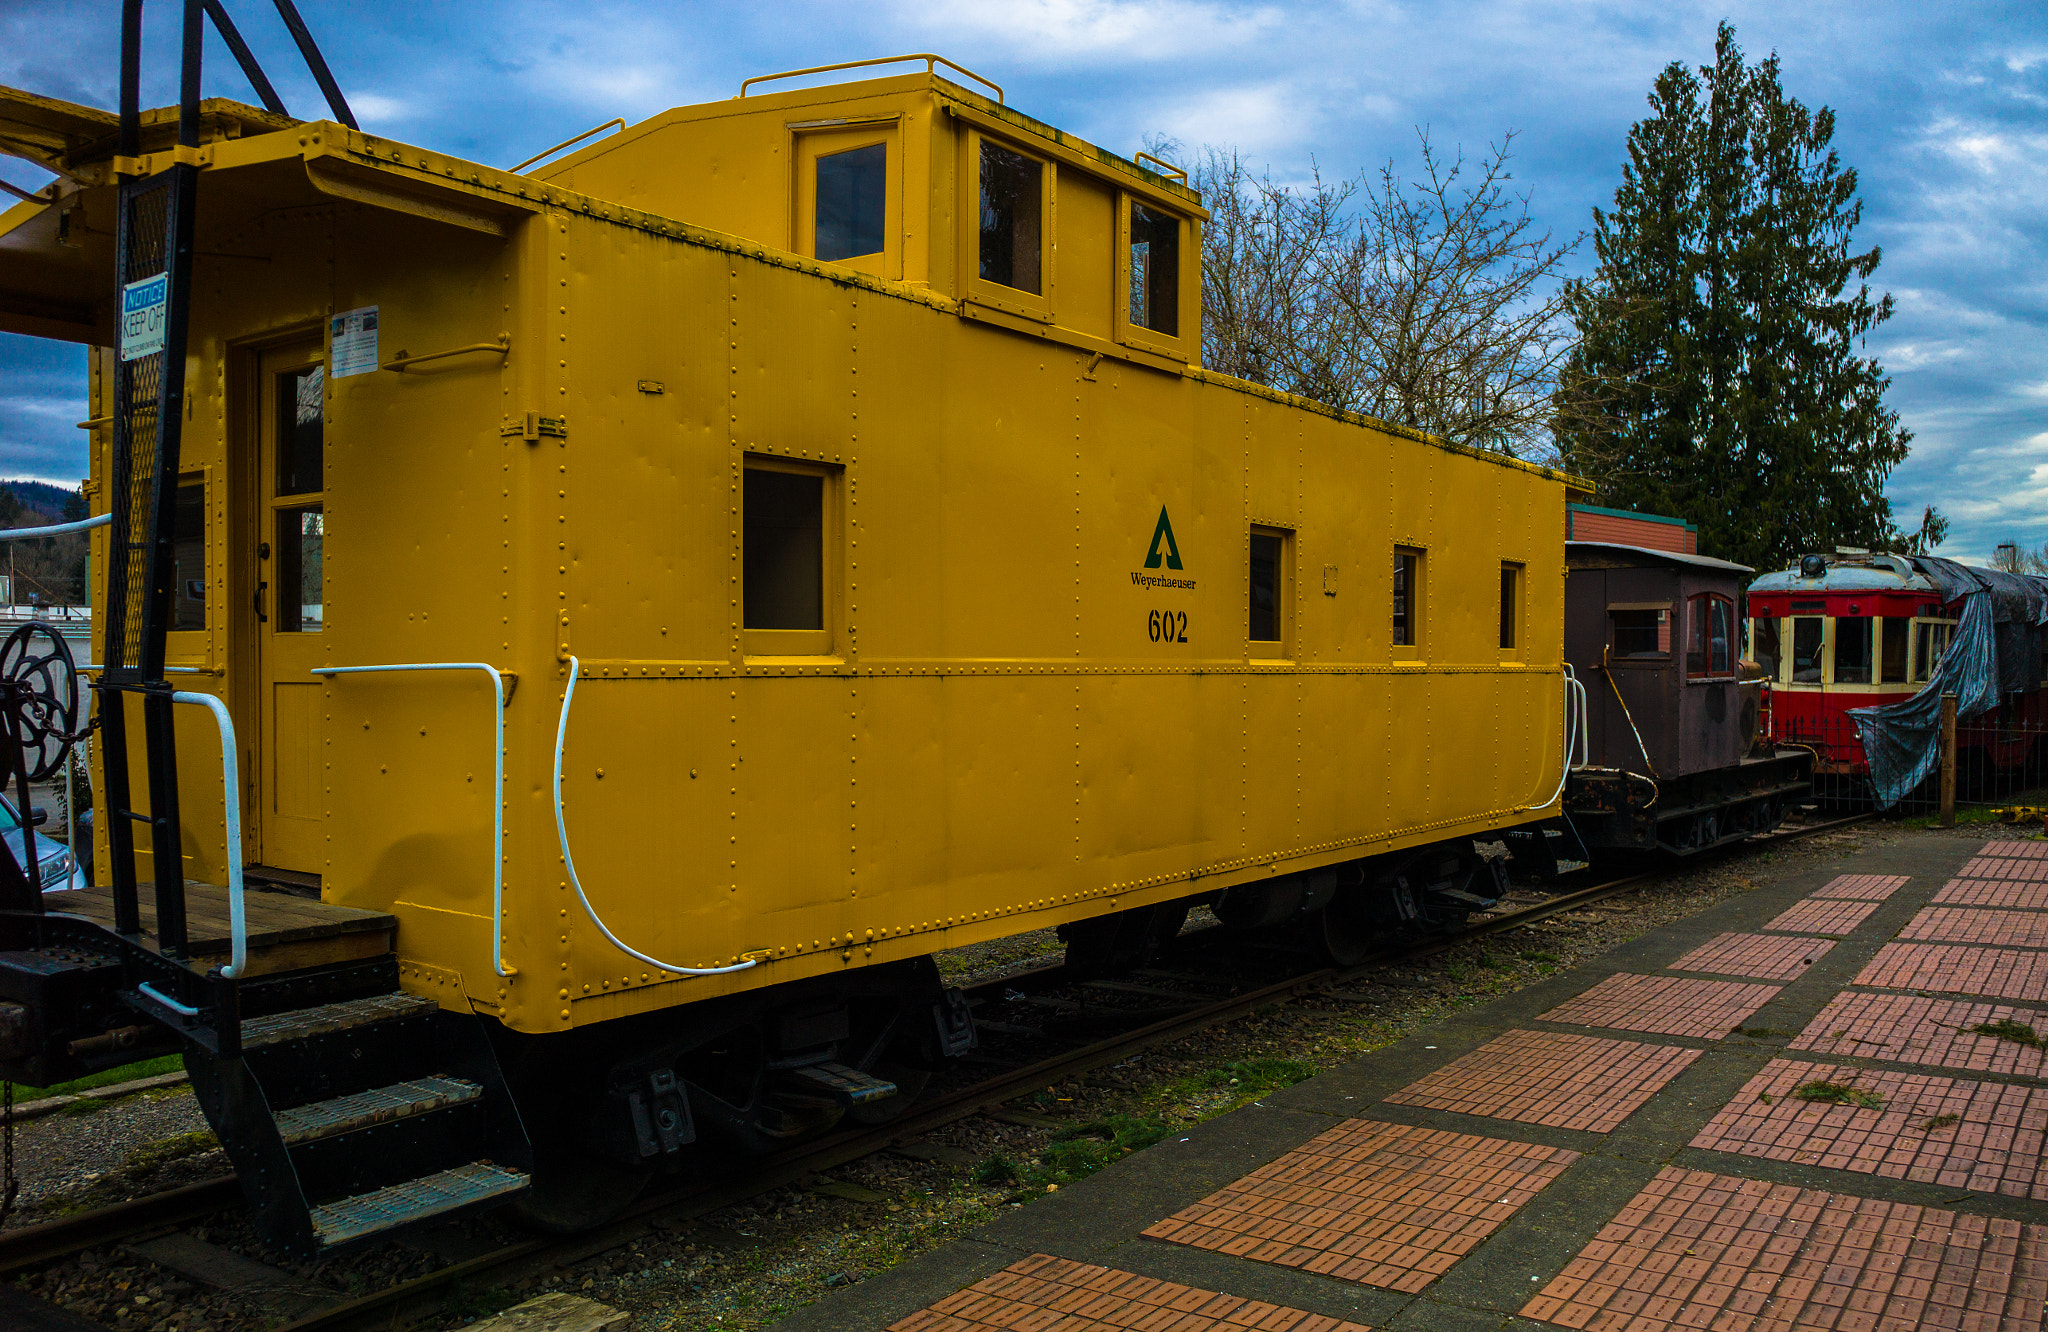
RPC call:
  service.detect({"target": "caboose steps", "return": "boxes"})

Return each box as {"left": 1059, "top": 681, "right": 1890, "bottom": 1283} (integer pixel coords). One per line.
{"left": 308, "top": 1162, "right": 530, "bottom": 1248}
{"left": 272, "top": 1075, "right": 485, "bottom": 1145}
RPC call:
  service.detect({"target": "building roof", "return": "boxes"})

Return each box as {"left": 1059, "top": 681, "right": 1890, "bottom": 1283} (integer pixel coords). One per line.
{"left": 1565, "top": 542, "right": 1753, "bottom": 575}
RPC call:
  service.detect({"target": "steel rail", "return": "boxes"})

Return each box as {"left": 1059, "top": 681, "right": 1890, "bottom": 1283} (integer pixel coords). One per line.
{"left": 0, "top": 813, "right": 1869, "bottom": 1308}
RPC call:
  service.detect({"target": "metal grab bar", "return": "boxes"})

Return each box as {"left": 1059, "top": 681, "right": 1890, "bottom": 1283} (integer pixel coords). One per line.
{"left": 740, "top": 54, "right": 1003, "bottom": 104}
{"left": 0, "top": 513, "right": 111, "bottom": 540}
{"left": 169, "top": 691, "right": 246, "bottom": 979}
{"left": 554, "top": 655, "right": 758, "bottom": 977}
{"left": 511, "top": 117, "right": 626, "bottom": 174}
{"left": 381, "top": 333, "right": 510, "bottom": 374}
{"left": 312, "top": 663, "right": 514, "bottom": 977}
{"left": 1135, "top": 151, "right": 1188, "bottom": 182}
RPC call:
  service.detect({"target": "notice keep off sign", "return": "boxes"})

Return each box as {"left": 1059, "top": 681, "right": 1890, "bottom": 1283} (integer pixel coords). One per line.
{"left": 120, "top": 273, "right": 168, "bottom": 362}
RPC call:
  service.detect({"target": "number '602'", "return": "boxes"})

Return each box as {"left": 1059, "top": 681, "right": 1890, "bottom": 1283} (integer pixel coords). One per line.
{"left": 1147, "top": 609, "right": 1188, "bottom": 643}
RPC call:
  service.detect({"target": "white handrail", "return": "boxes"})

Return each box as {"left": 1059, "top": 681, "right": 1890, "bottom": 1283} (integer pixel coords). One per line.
{"left": 554, "top": 655, "right": 758, "bottom": 977}
{"left": 1534, "top": 666, "right": 1587, "bottom": 812}
{"left": 312, "top": 663, "right": 513, "bottom": 977}
{"left": 0, "top": 513, "right": 111, "bottom": 540}
{"left": 170, "top": 691, "right": 246, "bottom": 979}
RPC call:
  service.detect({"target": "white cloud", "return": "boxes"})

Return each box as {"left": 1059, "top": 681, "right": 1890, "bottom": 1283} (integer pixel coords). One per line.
{"left": 896, "top": 0, "right": 1289, "bottom": 66}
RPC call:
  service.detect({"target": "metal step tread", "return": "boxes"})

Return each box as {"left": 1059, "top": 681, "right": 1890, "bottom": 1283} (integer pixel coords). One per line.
{"left": 310, "top": 1161, "right": 528, "bottom": 1248}
{"left": 243, "top": 992, "right": 437, "bottom": 1048}
{"left": 786, "top": 1061, "right": 898, "bottom": 1106}
{"left": 275, "top": 1075, "right": 482, "bottom": 1146}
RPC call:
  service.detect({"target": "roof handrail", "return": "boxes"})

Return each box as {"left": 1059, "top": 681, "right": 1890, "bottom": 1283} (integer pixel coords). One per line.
{"left": 740, "top": 54, "right": 1002, "bottom": 104}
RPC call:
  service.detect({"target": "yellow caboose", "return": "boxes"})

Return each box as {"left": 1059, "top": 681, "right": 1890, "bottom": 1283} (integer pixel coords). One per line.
{"left": 0, "top": 56, "right": 1575, "bottom": 1249}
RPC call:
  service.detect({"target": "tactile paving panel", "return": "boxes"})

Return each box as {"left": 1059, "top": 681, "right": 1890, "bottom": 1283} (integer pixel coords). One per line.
{"left": 1690, "top": 1058, "right": 2048, "bottom": 1199}
{"left": 1536, "top": 973, "right": 1781, "bottom": 1039}
{"left": 1899, "top": 905, "right": 2048, "bottom": 947}
{"left": 1854, "top": 942, "right": 2048, "bottom": 1001}
{"left": 886, "top": 1253, "right": 1374, "bottom": 1332}
{"left": 1791, "top": 991, "right": 2048, "bottom": 1078}
{"left": 1142, "top": 1120, "right": 1578, "bottom": 1293}
{"left": 1811, "top": 872, "right": 1913, "bottom": 900}
{"left": 1760, "top": 897, "right": 1880, "bottom": 936}
{"left": 1382, "top": 1029, "right": 1700, "bottom": 1133}
{"left": 1973, "top": 839, "right": 2048, "bottom": 859}
{"left": 1935, "top": 877, "right": 2048, "bottom": 909}
{"left": 1959, "top": 855, "right": 2048, "bottom": 881}
{"left": 1666, "top": 932, "right": 1835, "bottom": 981}
{"left": 1520, "top": 1166, "right": 2048, "bottom": 1332}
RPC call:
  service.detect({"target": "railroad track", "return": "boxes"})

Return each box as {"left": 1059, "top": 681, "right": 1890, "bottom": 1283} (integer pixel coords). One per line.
{"left": 0, "top": 812, "right": 1872, "bottom": 1327}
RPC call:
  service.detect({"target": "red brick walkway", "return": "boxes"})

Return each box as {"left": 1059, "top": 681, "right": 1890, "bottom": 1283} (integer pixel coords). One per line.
{"left": 1667, "top": 931, "right": 1835, "bottom": 981}
{"left": 1381, "top": 1029, "right": 1700, "bottom": 1133}
{"left": 1791, "top": 990, "right": 2048, "bottom": 1078}
{"left": 1522, "top": 1167, "right": 2048, "bottom": 1332}
{"left": 1899, "top": 905, "right": 2048, "bottom": 948}
{"left": 1691, "top": 1058, "right": 2048, "bottom": 1199}
{"left": 886, "top": 1254, "right": 1374, "bottom": 1332}
{"left": 1142, "top": 1121, "right": 1577, "bottom": 1293}
{"left": 1761, "top": 896, "right": 1882, "bottom": 936}
{"left": 1812, "top": 872, "right": 1914, "bottom": 900}
{"left": 1959, "top": 855, "right": 2048, "bottom": 880}
{"left": 1853, "top": 942, "right": 2048, "bottom": 1001}
{"left": 1536, "top": 973, "right": 1781, "bottom": 1039}
{"left": 1935, "top": 877, "right": 2048, "bottom": 909}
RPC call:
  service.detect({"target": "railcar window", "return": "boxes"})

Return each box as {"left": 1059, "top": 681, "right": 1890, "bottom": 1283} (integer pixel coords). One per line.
{"left": 1913, "top": 621, "right": 1954, "bottom": 682}
{"left": 172, "top": 479, "right": 205, "bottom": 631}
{"left": 1752, "top": 617, "right": 1780, "bottom": 679}
{"left": 744, "top": 467, "right": 825, "bottom": 631}
{"left": 276, "top": 365, "right": 323, "bottom": 496}
{"left": 1882, "top": 619, "right": 1909, "bottom": 684}
{"left": 1250, "top": 531, "right": 1281, "bottom": 643}
{"left": 1393, "top": 549, "right": 1422, "bottom": 649}
{"left": 979, "top": 141, "right": 1042, "bottom": 294}
{"left": 1685, "top": 594, "right": 1735, "bottom": 677}
{"left": 1832, "top": 616, "right": 1873, "bottom": 684}
{"left": 816, "top": 143, "right": 886, "bottom": 262}
{"left": 1499, "top": 563, "right": 1522, "bottom": 650}
{"left": 1792, "top": 617, "right": 1823, "bottom": 682}
{"left": 275, "top": 506, "right": 323, "bottom": 633}
{"left": 1129, "top": 202, "right": 1179, "bottom": 335}
{"left": 1612, "top": 610, "right": 1663, "bottom": 658}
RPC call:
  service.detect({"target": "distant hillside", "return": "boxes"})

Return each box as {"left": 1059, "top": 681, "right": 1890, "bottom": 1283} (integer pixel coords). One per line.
{"left": 1, "top": 480, "right": 82, "bottom": 521}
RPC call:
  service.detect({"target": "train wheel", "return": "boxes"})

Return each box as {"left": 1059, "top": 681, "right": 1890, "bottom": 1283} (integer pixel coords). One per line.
{"left": 1317, "top": 888, "right": 1376, "bottom": 967}
{"left": 513, "top": 1149, "right": 650, "bottom": 1234}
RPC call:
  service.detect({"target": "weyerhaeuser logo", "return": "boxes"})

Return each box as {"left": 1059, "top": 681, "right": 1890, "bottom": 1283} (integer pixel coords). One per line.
{"left": 1131, "top": 506, "right": 1195, "bottom": 589}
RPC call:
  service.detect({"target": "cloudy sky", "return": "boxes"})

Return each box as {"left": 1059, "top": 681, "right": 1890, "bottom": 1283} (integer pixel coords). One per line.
{"left": 2, "top": 0, "right": 2042, "bottom": 563}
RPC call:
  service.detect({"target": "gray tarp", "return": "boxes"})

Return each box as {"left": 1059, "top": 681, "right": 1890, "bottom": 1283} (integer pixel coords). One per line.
{"left": 1849, "top": 558, "right": 2048, "bottom": 807}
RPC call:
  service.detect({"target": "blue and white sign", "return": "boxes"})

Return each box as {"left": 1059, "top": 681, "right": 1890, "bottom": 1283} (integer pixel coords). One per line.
{"left": 119, "top": 273, "right": 168, "bottom": 362}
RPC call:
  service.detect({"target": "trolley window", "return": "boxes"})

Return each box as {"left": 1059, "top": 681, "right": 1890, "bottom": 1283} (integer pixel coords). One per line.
{"left": 1611, "top": 609, "right": 1664, "bottom": 658}
{"left": 172, "top": 477, "right": 205, "bottom": 631}
{"left": 1792, "top": 617, "right": 1823, "bottom": 682}
{"left": 979, "top": 141, "right": 1043, "bottom": 294}
{"left": 1913, "top": 621, "right": 1953, "bottom": 683}
{"left": 1392, "top": 548, "right": 1422, "bottom": 651}
{"left": 1129, "top": 202, "right": 1179, "bottom": 335}
{"left": 1499, "top": 563, "right": 1521, "bottom": 651}
{"left": 1831, "top": 615, "right": 1873, "bottom": 684}
{"left": 1882, "top": 618, "right": 1909, "bottom": 684}
{"left": 1751, "top": 617, "right": 1780, "bottom": 679}
{"left": 816, "top": 143, "right": 886, "bottom": 262}
{"left": 743, "top": 467, "right": 824, "bottom": 632}
{"left": 1686, "top": 593, "right": 1735, "bottom": 678}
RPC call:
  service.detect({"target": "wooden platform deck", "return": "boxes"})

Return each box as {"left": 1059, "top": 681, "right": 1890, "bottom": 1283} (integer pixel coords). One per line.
{"left": 44, "top": 882, "right": 396, "bottom": 977}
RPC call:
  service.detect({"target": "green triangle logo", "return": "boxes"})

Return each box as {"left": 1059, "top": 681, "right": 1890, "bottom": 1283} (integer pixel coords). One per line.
{"left": 1144, "top": 506, "right": 1183, "bottom": 570}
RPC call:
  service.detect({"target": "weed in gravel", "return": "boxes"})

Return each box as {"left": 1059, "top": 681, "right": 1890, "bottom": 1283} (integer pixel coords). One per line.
{"left": 58, "top": 1097, "right": 106, "bottom": 1117}
{"left": 123, "top": 1128, "right": 216, "bottom": 1178}
{"left": 1036, "top": 1114, "right": 1173, "bottom": 1185}
{"left": 972, "top": 1154, "right": 1022, "bottom": 1187}
{"left": 1519, "top": 950, "right": 1559, "bottom": 964}
{"left": 1918, "top": 1113, "right": 1962, "bottom": 1132}
{"left": 1969, "top": 1019, "right": 2043, "bottom": 1048}
{"left": 1793, "top": 1080, "right": 1884, "bottom": 1109}
{"left": 441, "top": 1281, "right": 520, "bottom": 1321}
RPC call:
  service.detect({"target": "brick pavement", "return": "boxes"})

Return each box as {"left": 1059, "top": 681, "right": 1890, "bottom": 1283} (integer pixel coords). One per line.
{"left": 1535, "top": 972, "right": 1781, "bottom": 1039}
{"left": 1934, "top": 876, "right": 2048, "bottom": 908}
{"left": 1381, "top": 1029, "right": 1700, "bottom": 1132}
{"left": 1666, "top": 931, "right": 1836, "bottom": 980}
{"left": 1790, "top": 991, "right": 2048, "bottom": 1078}
{"left": 1761, "top": 896, "right": 1882, "bottom": 936}
{"left": 1691, "top": 1059, "right": 2048, "bottom": 1199}
{"left": 1975, "top": 840, "right": 2048, "bottom": 858}
{"left": 1812, "top": 872, "right": 1914, "bottom": 900}
{"left": 1853, "top": 942, "right": 2048, "bottom": 1001}
{"left": 1521, "top": 1167, "right": 2048, "bottom": 1332}
{"left": 1898, "top": 905, "right": 2048, "bottom": 947}
{"left": 1959, "top": 855, "right": 2048, "bottom": 880}
{"left": 1142, "top": 1121, "right": 1577, "bottom": 1293}
{"left": 886, "top": 1254, "right": 1374, "bottom": 1332}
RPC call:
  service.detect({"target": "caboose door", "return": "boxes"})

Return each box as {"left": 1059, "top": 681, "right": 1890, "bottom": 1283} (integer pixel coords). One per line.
{"left": 251, "top": 342, "right": 328, "bottom": 873}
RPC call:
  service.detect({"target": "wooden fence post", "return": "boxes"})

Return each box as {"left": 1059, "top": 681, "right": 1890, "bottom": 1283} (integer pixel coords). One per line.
{"left": 1940, "top": 692, "right": 1958, "bottom": 828}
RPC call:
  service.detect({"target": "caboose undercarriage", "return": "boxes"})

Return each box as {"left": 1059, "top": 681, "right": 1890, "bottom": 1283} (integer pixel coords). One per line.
{"left": 1561, "top": 748, "right": 1813, "bottom": 856}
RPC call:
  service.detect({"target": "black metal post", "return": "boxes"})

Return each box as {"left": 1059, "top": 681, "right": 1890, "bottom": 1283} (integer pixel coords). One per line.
{"left": 119, "top": 0, "right": 144, "bottom": 161}
{"left": 179, "top": 0, "right": 204, "bottom": 148}
{"left": 101, "top": 697, "right": 140, "bottom": 935}
{"left": 202, "top": 0, "right": 288, "bottom": 116}
{"left": 142, "top": 691, "right": 186, "bottom": 956}
{"left": 269, "top": 0, "right": 356, "bottom": 127}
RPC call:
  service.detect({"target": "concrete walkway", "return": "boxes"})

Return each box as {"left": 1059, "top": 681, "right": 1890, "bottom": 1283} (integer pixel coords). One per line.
{"left": 779, "top": 833, "right": 2048, "bottom": 1332}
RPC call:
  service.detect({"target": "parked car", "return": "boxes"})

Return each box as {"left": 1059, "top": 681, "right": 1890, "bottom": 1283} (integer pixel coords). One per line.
{"left": 0, "top": 793, "right": 86, "bottom": 892}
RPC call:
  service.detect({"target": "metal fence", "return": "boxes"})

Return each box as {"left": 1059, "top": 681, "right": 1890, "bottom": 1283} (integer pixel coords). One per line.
{"left": 1768, "top": 701, "right": 2048, "bottom": 818}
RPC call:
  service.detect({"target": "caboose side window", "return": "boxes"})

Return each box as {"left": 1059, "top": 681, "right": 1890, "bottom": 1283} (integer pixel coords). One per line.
{"left": 1831, "top": 616, "right": 1873, "bottom": 684}
{"left": 1392, "top": 548, "right": 1423, "bottom": 652}
{"left": 816, "top": 143, "right": 886, "bottom": 262}
{"left": 743, "top": 466, "right": 824, "bottom": 633}
{"left": 1792, "top": 617, "right": 1823, "bottom": 682}
{"left": 1611, "top": 609, "right": 1663, "bottom": 657}
{"left": 1686, "top": 594, "right": 1734, "bottom": 678}
{"left": 979, "top": 141, "right": 1043, "bottom": 294}
{"left": 1499, "top": 563, "right": 1522, "bottom": 651}
{"left": 1752, "top": 617, "right": 1780, "bottom": 679}
{"left": 1882, "top": 619, "right": 1909, "bottom": 684}
{"left": 1129, "top": 202, "right": 1179, "bottom": 335}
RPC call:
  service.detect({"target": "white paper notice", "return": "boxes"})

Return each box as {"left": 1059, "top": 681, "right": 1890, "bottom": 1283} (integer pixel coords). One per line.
{"left": 331, "top": 307, "right": 379, "bottom": 377}
{"left": 119, "top": 273, "right": 168, "bottom": 362}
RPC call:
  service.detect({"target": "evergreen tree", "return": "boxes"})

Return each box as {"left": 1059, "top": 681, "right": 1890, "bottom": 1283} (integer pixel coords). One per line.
{"left": 1558, "top": 22, "right": 1910, "bottom": 572}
